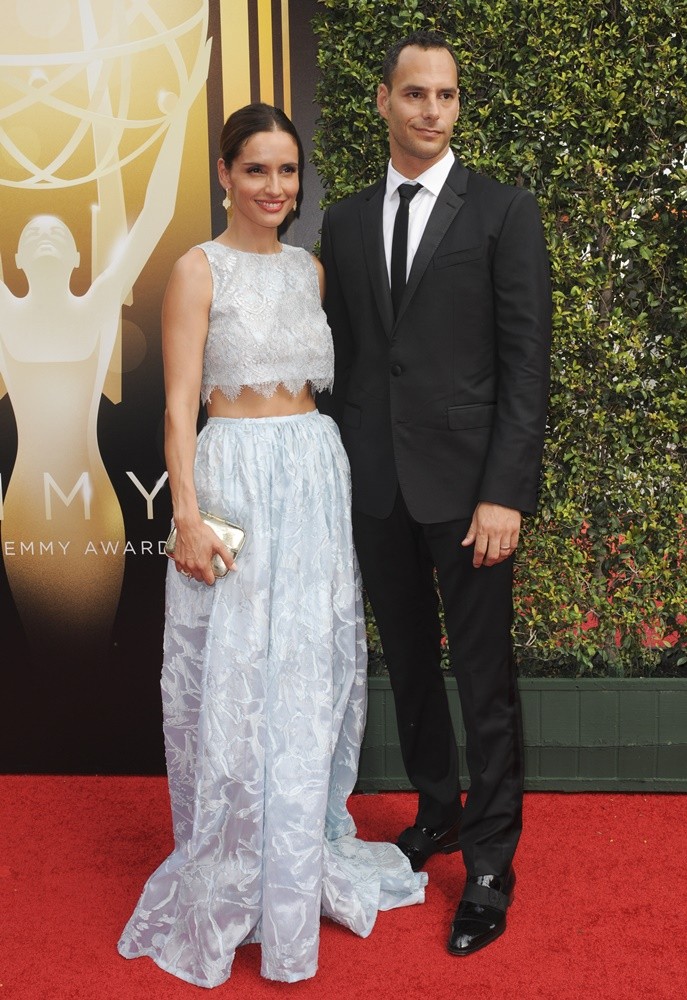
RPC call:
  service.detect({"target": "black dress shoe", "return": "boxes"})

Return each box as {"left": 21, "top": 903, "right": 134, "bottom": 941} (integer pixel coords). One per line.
{"left": 396, "top": 818, "right": 462, "bottom": 872}
{"left": 447, "top": 868, "right": 516, "bottom": 956}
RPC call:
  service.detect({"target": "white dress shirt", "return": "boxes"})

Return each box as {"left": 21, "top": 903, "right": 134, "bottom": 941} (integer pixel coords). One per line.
{"left": 382, "top": 147, "right": 456, "bottom": 283}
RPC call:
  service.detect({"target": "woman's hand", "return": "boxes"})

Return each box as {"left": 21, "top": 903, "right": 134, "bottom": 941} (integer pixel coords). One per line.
{"left": 172, "top": 518, "right": 236, "bottom": 585}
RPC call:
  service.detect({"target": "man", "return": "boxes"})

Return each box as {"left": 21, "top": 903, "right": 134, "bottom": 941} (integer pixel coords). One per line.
{"left": 319, "top": 32, "right": 551, "bottom": 955}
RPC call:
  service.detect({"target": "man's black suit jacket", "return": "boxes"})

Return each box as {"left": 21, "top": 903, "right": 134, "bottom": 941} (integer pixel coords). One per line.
{"left": 319, "top": 156, "right": 552, "bottom": 524}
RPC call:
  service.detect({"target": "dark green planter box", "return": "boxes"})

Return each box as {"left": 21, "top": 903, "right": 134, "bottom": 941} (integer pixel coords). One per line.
{"left": 357, "top": 677, "right": 687, "bottom": 792}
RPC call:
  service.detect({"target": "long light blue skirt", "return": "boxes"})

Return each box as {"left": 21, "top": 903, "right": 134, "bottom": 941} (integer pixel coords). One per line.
{"left": 117, "top": 412, "right": 426, "bottom": 986}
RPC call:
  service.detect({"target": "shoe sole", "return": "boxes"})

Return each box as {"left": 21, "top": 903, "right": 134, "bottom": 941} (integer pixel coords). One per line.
{"left": 439, "top": 840, "right": 461, "bottom": 855}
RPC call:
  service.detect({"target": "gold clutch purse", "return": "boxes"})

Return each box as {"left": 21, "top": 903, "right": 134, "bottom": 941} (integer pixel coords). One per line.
{"left": 165, "top": 509, "right": 246, "bottom": 578}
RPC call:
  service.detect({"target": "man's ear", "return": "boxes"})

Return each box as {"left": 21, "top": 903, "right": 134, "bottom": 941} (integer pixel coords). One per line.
{"left": 376, "top": 83, "right": 389, "bottom": 120}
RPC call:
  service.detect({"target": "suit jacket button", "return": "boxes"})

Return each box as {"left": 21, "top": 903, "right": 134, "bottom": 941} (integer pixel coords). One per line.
{"left": 390, "top": 364, "right": 403, "bottom": 376}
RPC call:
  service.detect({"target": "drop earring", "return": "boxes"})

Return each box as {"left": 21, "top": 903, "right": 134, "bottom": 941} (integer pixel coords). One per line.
{"left": 222, "top": 189, "right": 231, "bottom": 211}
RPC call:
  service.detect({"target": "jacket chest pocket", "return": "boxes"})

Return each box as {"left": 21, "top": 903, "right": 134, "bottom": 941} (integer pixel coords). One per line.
{"left": 434, "top": 245, "right": 483, "bottom": 269}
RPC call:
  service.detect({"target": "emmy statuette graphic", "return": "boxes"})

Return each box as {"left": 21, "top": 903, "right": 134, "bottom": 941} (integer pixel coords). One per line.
{"left": 0, "top": 0, "right": 210, "bottom": 653}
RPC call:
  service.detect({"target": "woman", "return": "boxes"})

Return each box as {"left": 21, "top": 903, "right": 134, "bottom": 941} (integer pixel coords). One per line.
{"left": 117, "top": 103, "right": 426, "bottom": 987}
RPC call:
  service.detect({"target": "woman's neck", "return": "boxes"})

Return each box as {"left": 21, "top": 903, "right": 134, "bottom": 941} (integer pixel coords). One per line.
{"left": 219, "top": 219, "right": 281, "bottom": 255}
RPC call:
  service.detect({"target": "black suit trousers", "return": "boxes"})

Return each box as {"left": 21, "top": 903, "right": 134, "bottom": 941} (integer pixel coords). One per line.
{"left": 353, "top": 490, "right": 524, "bottom": 876}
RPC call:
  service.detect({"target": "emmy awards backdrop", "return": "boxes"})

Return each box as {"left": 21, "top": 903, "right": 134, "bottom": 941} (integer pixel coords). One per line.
{"left": 0, "top": 0, "right": 322, "bottom": 773}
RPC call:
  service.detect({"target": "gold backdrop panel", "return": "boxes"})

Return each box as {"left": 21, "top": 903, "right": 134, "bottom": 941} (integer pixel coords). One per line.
{"left": 219, "top": 0, "right": 291, "bottom": 119}
{"left": 0, "top": 0, "right": 211, "bottom": 653}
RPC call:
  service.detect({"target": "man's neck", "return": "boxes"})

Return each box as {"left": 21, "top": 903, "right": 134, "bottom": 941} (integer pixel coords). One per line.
{"left": 388, "top": 146, "right": 452, "bottom": 181}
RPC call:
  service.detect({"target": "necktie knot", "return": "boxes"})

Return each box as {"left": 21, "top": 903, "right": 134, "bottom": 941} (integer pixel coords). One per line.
{"left": 397, "top": 182, "right": 421, "bottom": 204}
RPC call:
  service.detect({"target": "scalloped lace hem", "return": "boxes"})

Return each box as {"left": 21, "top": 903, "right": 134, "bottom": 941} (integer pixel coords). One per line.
{"left": 201, "top": 378, "right": 333, "bottom": 404}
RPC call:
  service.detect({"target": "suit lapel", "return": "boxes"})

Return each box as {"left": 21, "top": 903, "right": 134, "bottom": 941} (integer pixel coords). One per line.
{"left": 394, "top": 158, "right": 469, "bottom": 330}
{"left": 360, "top": 181, "right": 394, "bottom": 337}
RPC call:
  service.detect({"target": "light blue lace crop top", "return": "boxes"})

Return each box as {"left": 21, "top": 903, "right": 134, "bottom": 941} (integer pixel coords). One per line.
{"left": 198, "top": 241, "right": 334, "bottom": 403}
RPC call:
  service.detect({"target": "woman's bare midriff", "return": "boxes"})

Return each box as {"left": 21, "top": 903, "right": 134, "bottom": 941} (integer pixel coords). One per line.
{"left": 206, "top": 384, "right": 317, "bottom": 419}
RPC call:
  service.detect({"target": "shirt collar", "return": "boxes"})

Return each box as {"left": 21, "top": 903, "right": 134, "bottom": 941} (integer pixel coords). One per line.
{"left": 385, "top": 147, "right": 455, "bottom": 198}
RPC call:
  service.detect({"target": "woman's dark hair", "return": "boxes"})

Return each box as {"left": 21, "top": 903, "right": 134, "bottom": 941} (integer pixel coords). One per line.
{"left": 219, "top": 102, "right": 304, "bottom": 210}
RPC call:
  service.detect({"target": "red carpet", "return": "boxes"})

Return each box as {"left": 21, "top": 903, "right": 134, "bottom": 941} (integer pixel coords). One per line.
{"left": 1, "top": 778, "right": 685, "bottom": 1000}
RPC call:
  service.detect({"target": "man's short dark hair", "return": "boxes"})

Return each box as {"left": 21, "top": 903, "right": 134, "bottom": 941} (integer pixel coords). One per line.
{"left": 382, "top": 31, "right": 460, "bottom": 89}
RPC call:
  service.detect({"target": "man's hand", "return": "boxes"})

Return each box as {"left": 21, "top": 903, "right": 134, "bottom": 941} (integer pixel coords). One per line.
{"left": 461, "top": 502, "right": 521, "bottom": 568}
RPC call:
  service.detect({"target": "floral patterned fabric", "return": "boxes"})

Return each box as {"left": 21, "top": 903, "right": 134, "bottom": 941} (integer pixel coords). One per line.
{"left": 199, "top": 242, "right": 334, "bottom": 404}
{"left": 117, "top": 413, "right": 426, "bottom": 986}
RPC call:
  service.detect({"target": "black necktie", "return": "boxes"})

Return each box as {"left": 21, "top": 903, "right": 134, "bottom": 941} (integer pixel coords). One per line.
{"left": 390, "top": 183, "right": 421, "bottom": 317}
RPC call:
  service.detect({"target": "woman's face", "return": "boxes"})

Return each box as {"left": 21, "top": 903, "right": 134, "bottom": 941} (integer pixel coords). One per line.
{"left": 219, "top": 130, "right": 299, "bottom": 233}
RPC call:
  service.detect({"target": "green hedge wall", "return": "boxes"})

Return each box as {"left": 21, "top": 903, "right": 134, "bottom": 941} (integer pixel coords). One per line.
{"left": 313, "top": 0, "right": 687, "bottom": 677}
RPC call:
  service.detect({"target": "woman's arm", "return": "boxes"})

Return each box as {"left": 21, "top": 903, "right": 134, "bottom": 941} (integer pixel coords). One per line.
{"left": 311, "top": 253, "right": 326, "bottom": 302}
{"left": 162, "top": 247, "right": 235, "bottom": 584}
